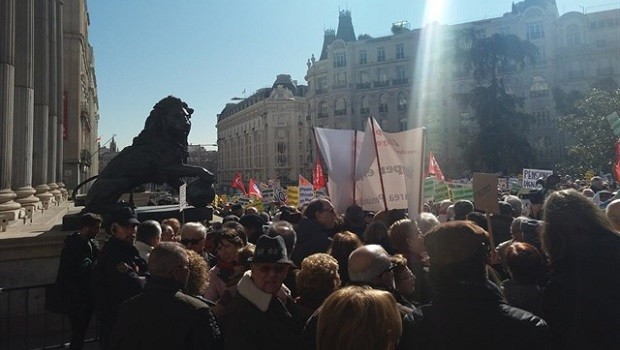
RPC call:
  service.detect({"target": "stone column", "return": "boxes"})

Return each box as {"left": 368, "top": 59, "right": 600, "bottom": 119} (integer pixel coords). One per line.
{"left": 47, "top": 0, "right": 60, "bottom": 203}
{"left": 12, "top": 0, "right": 39, "bottom": 207}
{"left": 33, "top": 0, "right": 52, "bottom": 208}
{"left": 55, "top": 0, "right": 66, "bottom": 200}
{"left": 0, "top": 0, "right": 22, "bottom": 220}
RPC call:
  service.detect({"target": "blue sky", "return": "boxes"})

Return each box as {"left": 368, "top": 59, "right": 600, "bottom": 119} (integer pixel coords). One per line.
{"left": 88, "top": 0, "right": 615, "bottom": 150}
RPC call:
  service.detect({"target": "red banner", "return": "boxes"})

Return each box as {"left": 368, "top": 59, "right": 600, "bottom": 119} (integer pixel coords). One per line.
{"left": 231, "top": 173, "right": 246, "bottom": 194}
{"left": 313, "top": 159, "right": 326, "bottom": 190}
{"left": 428, "top": 152, "right": 445, "bottom": 182}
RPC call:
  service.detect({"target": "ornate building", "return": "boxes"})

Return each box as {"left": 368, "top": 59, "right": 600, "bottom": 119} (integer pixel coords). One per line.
{"left": 304, "top": 2, "right": 620, "bottom": 177}
{"left": 217, "top": 74, "right": 310, "bottom": 191}
{"left": 0, "top": 0, "right": 98, "bottom": 221}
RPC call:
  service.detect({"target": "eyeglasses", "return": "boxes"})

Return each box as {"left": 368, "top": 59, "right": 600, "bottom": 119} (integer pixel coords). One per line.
{"left": 181, "top": 238, "right": 203, "bottom": 245}
{"left": 255, "top": 264, "right": 288, "bottom": 274}
{"left": 379, "top": 263, "right": 398, "bottom": 277}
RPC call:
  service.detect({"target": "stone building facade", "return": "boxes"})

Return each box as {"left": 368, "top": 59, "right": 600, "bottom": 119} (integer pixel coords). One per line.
{"left": 0, "top": 0, "right": 98, "bottom": 221}
{"left": 305, "top": 1, "right": 620, "bottom": 177}
{"left": 216, "top": 74, "right": 310, "bottom": 191}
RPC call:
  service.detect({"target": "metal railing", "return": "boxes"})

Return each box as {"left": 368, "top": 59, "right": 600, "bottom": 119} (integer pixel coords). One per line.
{"left": 0, "top": 283, "right": 99, "bottom": 350}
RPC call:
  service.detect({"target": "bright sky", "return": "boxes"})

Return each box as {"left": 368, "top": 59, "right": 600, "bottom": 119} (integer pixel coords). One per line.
{"left": 89, "top": 0, "right": 616, "bottom": 150}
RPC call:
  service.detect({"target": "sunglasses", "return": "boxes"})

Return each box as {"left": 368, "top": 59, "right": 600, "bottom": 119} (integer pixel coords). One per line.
{"left": 181, "top": 238, "right": 203, "bottom": 245}
{"left": 255, "top": 264, "right": 288, "bottom": 274}
{"left": 380, "top": 263, "right": 398, "bottom": 277}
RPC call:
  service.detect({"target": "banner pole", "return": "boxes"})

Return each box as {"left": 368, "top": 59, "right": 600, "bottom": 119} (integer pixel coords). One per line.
{"left": 416, "top": 128, "right": 427, "bottom": 217}
{"left": 370, "top": 117, "right": 388, "bottom": 211}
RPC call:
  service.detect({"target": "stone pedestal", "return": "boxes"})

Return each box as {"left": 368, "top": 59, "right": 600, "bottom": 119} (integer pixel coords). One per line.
{"left": 57, "top": 182, "right": 67, "bottom": 201}
{"left": 35, "top": 184, "right": 53, "bottom": 209}
{"left": 0, "top": 189, "right": 23, "bottom": 221}
{"left": 48, "top": 182, "right": 61, "bottom": 204}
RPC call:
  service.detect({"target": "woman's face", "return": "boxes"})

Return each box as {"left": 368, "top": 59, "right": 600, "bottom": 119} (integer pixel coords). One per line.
{"left": 395, "top": 266, "right": 416, "bottom": 296}
{"left": 217, "top": 240, "right": 239, "bottom": 264}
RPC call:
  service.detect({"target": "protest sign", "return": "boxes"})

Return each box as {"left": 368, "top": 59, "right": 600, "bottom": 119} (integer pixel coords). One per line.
{"left": 473, "top": 173, "right": 499, "bottom": 214}
{"left": 450, "top": 183, "right": 474, "bottom": 201}
{"left": 286, "top": 186, "right": 300, "bottom": 207}
{"left": 423, "top": 177, "right": 436, "bottom": 201}
{"left": 179, "top": 183, "right": 187, "bottom": 212}
{"left": 434, "top": 181, "right": 451, "bottom": 201}
{"left": 299, "top": 175, "right": 314, "bottom": 205}
{"left": 522, "top": 168, "right": 553, "bottom": 189}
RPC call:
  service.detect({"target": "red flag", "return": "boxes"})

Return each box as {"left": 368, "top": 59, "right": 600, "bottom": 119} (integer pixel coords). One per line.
{"left": 231, "top": 173, "right": 246, "bottom": 194}
{"left": 428, "top": 152, "right": 445, "bottom": 182}
{"left": 248, "top": 178, "right": 262, "bottom": 198}
{"left": 313, "top": 159, "right": 326, "bottom": 190}
{"left": 614, "top": 139, "right": 620, "bottom": 182}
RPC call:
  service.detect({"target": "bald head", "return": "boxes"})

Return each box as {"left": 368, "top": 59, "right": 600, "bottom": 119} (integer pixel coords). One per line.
{"left": 348, "top": 244, "right": 394, "bottom": 289}
{"left": 606, "top": 199, "right": 620, "bottom": 231}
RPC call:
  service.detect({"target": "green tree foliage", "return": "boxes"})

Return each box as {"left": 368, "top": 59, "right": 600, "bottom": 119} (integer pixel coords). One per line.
{"left": 454, "top": 30, "right": 538, "bottom": 173}
{"left": 555, "top": 85, "right": 620, "bottom": 177}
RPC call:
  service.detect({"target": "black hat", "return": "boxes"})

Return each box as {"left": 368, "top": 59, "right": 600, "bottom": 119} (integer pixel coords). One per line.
{"left": 239, "top": 214, "right": 266, "bottom": 229}
{"left": 109, "top": 207, "right": 140, "bottom": 226}
{"left": 249, "top": 235, "right": 294, "bottom": 265}
{"left": 279, "top": 206, "right": 302, "bottom": 224}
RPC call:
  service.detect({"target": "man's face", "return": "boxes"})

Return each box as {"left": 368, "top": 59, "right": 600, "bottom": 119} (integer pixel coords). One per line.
{"left": 181, "top": 230, "right": 206, "bottom": 253}
{"left": 316, "top": 202, "right": 337, "bottom": 229}
{"left": 85, "top": 223, "right": 102, "bottom": 239}
{"left": 114, "top": 223, "right": 138, "bottom": 245}
{"left": 217, "top": 240, "right": 239, "bottom": 264}
{"left": 251, "top": 263, "right": 289, "bottom": 295}
{"left": 161, "top": 226, "right": 175, "bottom": 242}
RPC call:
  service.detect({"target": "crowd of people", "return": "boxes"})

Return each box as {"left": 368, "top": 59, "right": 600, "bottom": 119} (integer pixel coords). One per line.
{"left": 54, "top": 176, "right": 620, "bottom": 349}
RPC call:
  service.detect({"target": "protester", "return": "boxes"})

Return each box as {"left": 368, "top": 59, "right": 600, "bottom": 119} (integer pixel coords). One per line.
{"left": 160, "top": 223, "right": 176, "bottom": 242}
{"left": 267, "top": 220, "right": 299, "bottom": 296}
{"left": 407, "top": 221, "right": 550, "bottom": 349}
{"left": 362, "top": 220, "right": 395, "bottom": 254}
{"left": 203, "top": 228, "right": 244, "bottom": 305}
{"left": 303, "top": 244, "right": 415, "bottom": 350}
{"left": 501, "top": 242, "right": 544, "bottom": 316}
{"left": 295, "top": 253, "right": 341, "bottom": 323}
{"left": 327, "top": 231, "right": 363, "bottom": 285}
{"left": 452, "top": 199, "right": 474, "bottom": 220}
{"left": 239, "top": 213, "right": 267, "bottom": 244}
{"left": 391, "top": 254, "right": 415, "bottom": 304}
{"left": 134, "top": 220, "right": 162, "bottom": 262}
{"left": 180, "top": 222, "right": 207, "bottom": 255}
{"left": 92, "top": 207, "right": 147, "bottom": 348}
{"left": 108, "top": 242, "right": 223, "bottom": 349}
{"left": 541, "top": 189, "right": 620, "bottom": 349}
{"left": 414, "top": 212, "right": 440, "bottom": 235}
{"left": 388, "top": 219, "right": 431, "bottom": 304}
{"left": 316, "top": 285, "right": 402, "bottom": 350}
{"left": 343, "top": 204, "right": 367, "bottom": 238}
{"left": 290, "top": 198, "right": 337, "bottom": 266}
{"left": 56, "top": 213, "right": 102, "bottom": 350}
{"left": 225, "top": 235, "right": 303, "bottom": 349}
{"left": 605, "top": 198, "right": 620, "bottom": 231}
{"left": 161, "top": 217, "right": 181, "bottom": 236}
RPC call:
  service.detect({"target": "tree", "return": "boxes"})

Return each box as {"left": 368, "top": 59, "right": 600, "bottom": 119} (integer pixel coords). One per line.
{"left": 555, "top": 85, "right": 620, "bottom": 177}
{"left": 454, "top": 31, "right": 538, "bottom": 173}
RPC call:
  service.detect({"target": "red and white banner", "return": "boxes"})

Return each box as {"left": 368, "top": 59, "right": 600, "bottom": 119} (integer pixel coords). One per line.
{"left": 313, "top": 159, "right": 326, "bottom": 190}
{"left": 299, "top": 175, "right": 314, "bottom": 205}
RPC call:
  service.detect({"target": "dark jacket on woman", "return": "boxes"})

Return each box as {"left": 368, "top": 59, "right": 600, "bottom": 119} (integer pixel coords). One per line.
{"left": 542, "top": 231, "right": 620, "bottom": 350}
{"left": 407, "top": 280, "right": 550, "bottom": 350}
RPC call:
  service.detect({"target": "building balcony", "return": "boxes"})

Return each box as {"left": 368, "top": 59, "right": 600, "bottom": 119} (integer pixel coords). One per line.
{"left": 356, "top": 82, "right": 371, "bottom": 89}
{"left": 374, "top": 81, "right": 390, "bottom": 88}
{"left": 392, "top": 78, "right": 410, "bottom": 85}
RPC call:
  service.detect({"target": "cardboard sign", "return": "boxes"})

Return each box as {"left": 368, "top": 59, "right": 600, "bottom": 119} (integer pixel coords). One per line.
{"left": 179, "top": 183, "right": 187, "bottom": 212}
{"left": 473, "top": 173, "right": 499, "bottom": 214}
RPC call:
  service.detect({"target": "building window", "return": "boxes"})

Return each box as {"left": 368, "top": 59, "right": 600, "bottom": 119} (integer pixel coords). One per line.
{"left": 397, "top": 92, "right": 407, "bottom": 111}
{"left": 526, "top": 22, "right": 544, "bottom": 40}
{"left": 566, "top": 24, "right": 581, "bottom": 47}
{"left": 357, "top": 71, "right": 370, "bottom": 89}
{"left": 394, "top": 66, "right": 408, "bottom": 85}
{"left": 318, "top": 101, "right": 328, "bottom": 118}
{"left": 334, "top": 52, "right": 347, "bottom": 68}
{"left": 379, "top": 94, "right": 388, "bottom": 113}
{"left": 377, "top": 47, "right": 385, "bottom": 62}
{"left": 334, "top": 72, "right": 347, "bottom": 88}
{"left": 361, "top": 96, "right": 369, "bottom": 115}
{"left": 359, "top": 50, "right": 367, "bottom": 64}
{"left": 316, "top": 77, "right": 328, "bottom": 94}
{"left": 334, "top": 97, "right": 347, "bottom": 116}
{"left": 396, "top": 44, "right": 405, "bottom": 59}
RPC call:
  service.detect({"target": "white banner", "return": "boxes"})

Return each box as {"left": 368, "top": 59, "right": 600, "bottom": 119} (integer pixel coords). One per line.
{"left": 179, "top": 183, "right": 187, "bottom": 212}
{"left": 315, "top": 118, "right": 425, "bottom": 217}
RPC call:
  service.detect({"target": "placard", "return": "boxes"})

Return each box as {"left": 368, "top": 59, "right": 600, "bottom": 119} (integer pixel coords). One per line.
{"left": 473, "top": 173, "right": 499, "bottom": 214}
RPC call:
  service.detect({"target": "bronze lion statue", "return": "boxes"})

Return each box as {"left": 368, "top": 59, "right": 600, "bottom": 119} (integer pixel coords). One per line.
{"left": 81, "top": 96, "right": 215, "bottom": 213}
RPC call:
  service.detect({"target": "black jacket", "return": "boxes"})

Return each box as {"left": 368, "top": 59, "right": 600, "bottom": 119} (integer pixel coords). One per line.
{"left": 57, "top": 232, "right": 99, "bottom": 309}
{"left": 108, "top": 277, "right": 223, "bottom": 349}
{"left": 291, "top": 218, "right": 332, "bottom": 267}
{"left": 406, "top": 280, "right": 550, "bottom": 350}
{"left": 92, "top": 236, "right": 147, "bottom": 325}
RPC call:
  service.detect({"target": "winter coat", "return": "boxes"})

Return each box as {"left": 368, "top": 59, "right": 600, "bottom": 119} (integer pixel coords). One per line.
{"left": 407, "top": 280, "right": 551, "bottom": 350}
